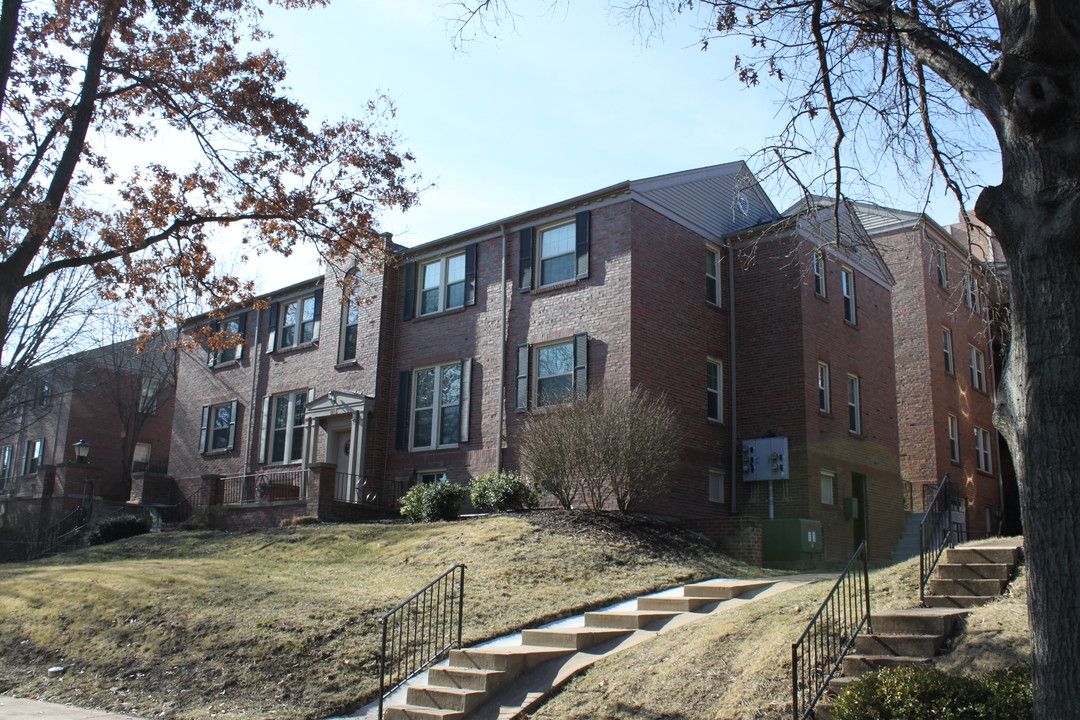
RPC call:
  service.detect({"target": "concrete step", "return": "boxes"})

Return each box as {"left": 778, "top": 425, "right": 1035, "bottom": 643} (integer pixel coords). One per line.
{"left": 935, "top": 562, "right": 1011, "bottom": 581}
{"left": 584, "top": 610, "right": 679, "bottom": 629}
{"left": 927, "top": 577, "right": 1007, "bottom": 596}
{"left": 519, "top": 627, "right": 631, "bottom": 650}
{"left": 637, "top": 595, "right": 716, "bottom": 612}
{"left": 384, "top": 704, "right": 464, "bottom": 720}
{"left": 853, "top": 633, "right": 942, "bottom": 657}
{"left": 449, "top": 645, "right": 573, "bottom": 673}
{"left": 427, "top": 666, "right": 509, "bottom": 692}
{"left": 943, "top": 545, "right": 1020, "bottom": 566}
{"left": 406, "top": 685, "right": 486, "bottom": 713}
{"left": 683, "top": 579, "right": 774, "bottom": 599}
{"left": 827, "top": 675, "right": 858, "bottom": 694}
{"left": 842, "top": 653, "right": 932, "bottom": 676}
{"left": 923, "top": 594, "right": 996, "bottom": 609}
{"left": 871, "top": 608, "right": 969, "bottom": 635}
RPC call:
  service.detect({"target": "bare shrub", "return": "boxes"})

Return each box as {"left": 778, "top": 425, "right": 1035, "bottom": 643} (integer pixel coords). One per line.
{"left": 519, "top": 385, "right": 680, "bottom": 511}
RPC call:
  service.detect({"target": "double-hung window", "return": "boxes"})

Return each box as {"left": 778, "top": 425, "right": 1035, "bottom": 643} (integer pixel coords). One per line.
{"left": 813, "top": 251, "right": 826, "bottom": 297}
{"left": 935, "top": 247, "right": 948, "bottom": 288}
{"left": 975, "top": 426, "right": 993, "bottom": 473}
{"left": 420, "top": 252, "right": 467, "bottom": 316}
{"left": 280, "top": 296, "right": 317, "bottom": 349}
{"left": 948, "top": 414, "right": 960, "bottom": 462}
{"left": 707, "top": 358, "right": 723, "bottom": 421}
{"left": 211, "top": 313, "right": 247, "bottom": 365}
{"left": 841, "top": 267, "right": 857, "bottom": 323}
{"left": 518, "top": 212, "right": 590, "bottom": 292}
{"left": 340, "top": 297, "right": 360, "bottom": 362}
{"left": 818, "top": 362, "right": 831, "bottom": 413}
{"left": 0, "top": 444, "right": 11, "bottom": 479}
{"left": 820, "top": 470, "right": 837, "bottom": 505}
{"left": 268, "top": 391, "right": 307, "bottom": 464}
{"left": 708, "top": 468, "right": 726, "bottom": 503}
{"left": 969, "top": 346, "right": 986, "bottom": 392}
{"left": 943, "top": 328, "right": 955, "bottom": 374}
{"left": 199, "top": 400, "right": 238, "bottom": 454}
{"left": 140, "top": 378, "right": 161, "bottom": 414}
{"left": 706, "top": 247, "right": 721, "bottom": 305}
{"left": 22, "top": 438, "right": 43, "bottom": 475}
{"left": 515, "top": 334, "right": 588, "bottom": 411}
{"left": 412, "top": 363, "right": 463, "bottom": 449}
{"left": 847, "top": 375, "right": 861, "bottom": 434}
{"left": 965, "top": 273, "right": 980, "bottom": 311}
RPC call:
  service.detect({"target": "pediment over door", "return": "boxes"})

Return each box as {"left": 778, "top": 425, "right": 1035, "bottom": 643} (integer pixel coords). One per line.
{"left": 305, "top": 391, "right": 371, "bottom": 419}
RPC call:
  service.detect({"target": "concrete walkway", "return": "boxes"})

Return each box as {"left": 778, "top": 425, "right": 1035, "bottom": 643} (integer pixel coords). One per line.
{"left": 0, "top": 695, "right": 144, "bottom": 720}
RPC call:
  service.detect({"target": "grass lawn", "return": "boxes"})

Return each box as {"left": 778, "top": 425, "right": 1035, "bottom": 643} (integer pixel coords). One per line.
{"left": 0, "top": 511, "right": 768, "bottom": 720}
{"left": 526, "top": 543, "right": 1030, "bottom": 720}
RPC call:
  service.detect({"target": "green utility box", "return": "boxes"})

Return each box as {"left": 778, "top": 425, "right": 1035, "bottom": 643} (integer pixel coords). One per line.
{"left": 762, "top": 518, "right": 824, "bottom": 569}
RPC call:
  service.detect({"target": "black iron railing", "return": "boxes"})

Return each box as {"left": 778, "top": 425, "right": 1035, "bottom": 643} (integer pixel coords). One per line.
{"left": 919, "top": 474, "right": 955, "bottom": 604}
{"left": 219, "top": 469, "right": 308, "bottom": 505}
{"left": 791, "top": 541, "right": 871, "bottom": 720}
{"left": 334, "top": 473, "right": 409, "bottom": 508}
{"left": 379, "top": 564, "right": 466, "bottom": 720}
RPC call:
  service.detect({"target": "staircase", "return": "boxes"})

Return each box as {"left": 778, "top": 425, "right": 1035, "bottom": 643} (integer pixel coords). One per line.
{"left": 383, "top": 579, "right": 774, "bottom": 720}
{"left": 816, "top": 539, "right": 1023, "bottom": 719}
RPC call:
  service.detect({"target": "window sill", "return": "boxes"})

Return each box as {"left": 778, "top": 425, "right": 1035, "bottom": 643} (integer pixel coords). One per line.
{"left": 273, "top": 341, "right": 319, "bottom": 356}
{"left": 335, "top": 360, "right": 360, "bottom": 370}
{"left": 848, "top": 431, "right": 864, "bottom": 439}
{"left": 409, "top": 445, "right": 461, "bottom": 453}
{"left": 528, "top": 278, "right": 579, "bottom": 295}
{"left": 814, "top": 293, "right": 828, "bottom": 302}
{"left": 707, "top": 417, "right": 725, "bottom": 425}
{"left": 976, "top": 468, "right": 995, "bottom": 478}
{"left": 844, "top": 320, "right": 859, "bottom": 329}
{"left": 414, "top": 305, "right": 468, "bottom": 322}
{"left": 211, "top": 359, "right": 241, "bottom": 370}
{"left": 819, "top": 410, "right": 833, "bottom": 418}
{"left": 203, "top": 448, "right": 234, "bottom": 456}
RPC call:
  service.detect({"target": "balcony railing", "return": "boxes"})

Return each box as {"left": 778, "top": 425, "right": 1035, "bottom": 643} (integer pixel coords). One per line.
{"left": 218, "top": 469, "right": 308, "bottom": 505}
{"left": 334, "top": 473, "right": 409, "bottom": 509}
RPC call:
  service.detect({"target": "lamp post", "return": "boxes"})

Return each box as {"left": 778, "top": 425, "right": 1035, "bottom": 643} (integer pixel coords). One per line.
{"left": 73, "top": 439, "right": 91, "bottom": 464}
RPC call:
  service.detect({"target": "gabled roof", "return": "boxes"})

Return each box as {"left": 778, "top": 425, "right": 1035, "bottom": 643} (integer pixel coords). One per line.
{"left": 404, "top": 161, "right": 781, "bottom": 257}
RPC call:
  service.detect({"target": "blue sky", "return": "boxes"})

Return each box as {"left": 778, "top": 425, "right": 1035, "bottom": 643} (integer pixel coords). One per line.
{"left": 245, "top": 0, "right": 996, "bottom": 290}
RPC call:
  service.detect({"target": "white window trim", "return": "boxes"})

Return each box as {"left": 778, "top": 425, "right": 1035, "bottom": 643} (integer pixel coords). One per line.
{"left": 22, "top": 438, "right": 43, "bottom": 475}
{"left": 133, "top": 442, "right": 153, "bottom": 471}
{"left": 841, "top": 266, "right": 857, "bottom": 323}
{"left": 813, "top": 251, "right": 826, "bottom": 297}
{"left": 416, "top": 469, "right": 447, "bottom": 485}
{"left": 708, "top": 467, "right": 726, "bottom": 503}
{"left": 537, "top": 219, "right": 577, "bottom": 287}
{"left": 847, "top": 374, "right": 861, "bottom": 435}
{"left": 706, "top": 246, "right": 722, "bottom": 306}
{"left": 943, "top": 327, "right": 955, "bottom": 375}
{"left": 268, "top": 390, "right": 308, "bottom": 464}
{"left": 418, "top": 251, "right": 467, "bottom": 316}
{"left": 140, "top": 377, "right": 161, "bottom": 414}
{"left": 965, "top": 272, "right": 980, "bottom": 311}
{"left": 215, "top": 315, "right": 245, "bottom": 364}
{"left": 969, "top": 345, "right": 986, "bottom": 392}
{"left": 820, "top": 469, "right": 837, "bottom": 505}
{"left": 707, "top": 357, "right": 723, "bottom": 422}
{"left": 0, "top": 444, "right": 12, "bottom": 478}
{"left": 278, "top": 295, "right": 319, "bottom": 350}
{"left": 818, "top": 362, "right": 831, "bottom": 413}
{"left": 975, "top": 426, "right": 993, "bottom": 473}
{"left": 948, "top": 414, "right": 960, "bottom": 463}
{"left": 533, "top": 340, "right": 576, "bottom": 408}
{"left": 411, "top": 362, "right": 463, "bottom": 451}
{"left": 339, "top": 296, "right": 360, "bottom": 363}
{"left": 935, "top": 246, "right": 948, "bottom": 288}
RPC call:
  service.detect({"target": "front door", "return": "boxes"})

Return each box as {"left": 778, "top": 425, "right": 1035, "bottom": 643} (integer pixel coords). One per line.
{"left": 332, "top": 430, "right": 352, "bottom": 502}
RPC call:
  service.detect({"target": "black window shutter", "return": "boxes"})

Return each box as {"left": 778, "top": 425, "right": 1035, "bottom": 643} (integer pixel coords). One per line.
{"left": 575, "top": 210, "right": 591, "bottom": 280}
{"left": 573, "top": 333, "right": 588, "bottom": 400}
{"left": 313, "top": 288, "right": 323, "bottom": 341}
{"left": 198, "top": 405, "right": 210, "bottom": 454}
{"left": 267, "top": 302, "right": 279, "bottom": 352}
{"left": 519, "top": 228, "right": 534, "bottom": 292}
{"left": 516, "top": 343, "right": 530, "bottom": 412}
{"left": 206, "top": 320, "right": 219, "bottom": 367}
{"left": 395, "top": 371, "right": 411, "bottom": 450}
{"left": 226, "top": 400, "right": 239, "bottom": 451}
{"left": 459, "top": 358, "right": 472, "bottom": 443}
{"left": 464, "top": 244, "right": 477, "bottom": 307}
{"left": 403, "top": 261, "right": 417, "bottom": 320}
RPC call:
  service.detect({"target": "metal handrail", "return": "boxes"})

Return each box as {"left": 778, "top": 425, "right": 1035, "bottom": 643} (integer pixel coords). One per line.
{"left": 378, "top": 564, "right": 466, "bottom": 720}
{"left": 919, "top": 474, "right": 953, "bottom": 604}
{"left": 791, "top": 541, "right": 871, "bottom": 720}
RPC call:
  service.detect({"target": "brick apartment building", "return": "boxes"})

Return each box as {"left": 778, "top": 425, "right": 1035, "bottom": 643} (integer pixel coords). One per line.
{"left": 854, "top": 203, "right": 1008, "bottom": 537}
{"left": 0, "top": 337, "right": 176, "bottom": 541}
{"left": 168, "top": 162, "right": 915, "bottom": 565}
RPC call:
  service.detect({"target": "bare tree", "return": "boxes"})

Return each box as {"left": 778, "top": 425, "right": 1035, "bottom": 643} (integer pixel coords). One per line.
{"left": 519, "top": 385, "right": 680, "bottom": 511}
{"left": 453, "top": 1, "right": 1078, "bottom": 712}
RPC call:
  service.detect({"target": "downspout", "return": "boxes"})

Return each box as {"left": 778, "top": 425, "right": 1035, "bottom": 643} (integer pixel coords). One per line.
{"left": 243, "top": 307, "right": 262, "bottom": 475}
{"left": 727, "top": 242, "right": 738, "bottom": 514}
{"left": 496, "top": 223, "right": 509, "bottom": 471}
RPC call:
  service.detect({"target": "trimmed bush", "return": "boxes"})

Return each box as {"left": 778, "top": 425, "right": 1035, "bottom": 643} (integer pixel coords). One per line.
{"left": 400, "top": 478, "right": 468, "bottom": 522}
{"left": 832, "top": 665, "right": 1032, "bottom": 720}
{"left": 469, "top": 471, "right": 541, "bottom": 512}
{"left": 87, "top": 514, "right": 151, "bottom": 546}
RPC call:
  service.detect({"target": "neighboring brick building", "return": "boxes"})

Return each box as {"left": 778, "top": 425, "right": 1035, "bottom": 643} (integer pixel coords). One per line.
{"left": 855, "top": 203, "right": 1007, "bottom": 537}
{"left": 0, "top": 336, "right": 176, "bottom": 541}
{"left": 168, "top": 162, "right": 911, "bottom": 565}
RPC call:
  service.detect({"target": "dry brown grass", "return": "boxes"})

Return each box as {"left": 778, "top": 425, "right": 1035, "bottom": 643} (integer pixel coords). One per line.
{"left": 528, "top": 546, "right": 1030, "bottom": 720}
{"left": 0, "top": 512, "right": 764, "bottom": 720}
